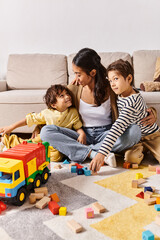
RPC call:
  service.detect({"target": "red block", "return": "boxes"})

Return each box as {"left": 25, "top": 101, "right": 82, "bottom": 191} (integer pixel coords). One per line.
{"left": 75, "top": 163, "right": 84, "bottom": 169}
{"left": 136, "top": 191, "right": 144, "bottom": 199}
{"left": 48, "top": 201, "right": 60, "bottom": 215}
{"left": 123, "top": 162, "right": 131, "bottom": 169}
{"left": 0, "top": 201, "right": 7, "bottom": 211}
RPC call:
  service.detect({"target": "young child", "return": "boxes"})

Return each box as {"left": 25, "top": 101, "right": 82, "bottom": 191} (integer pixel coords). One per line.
{"left": 0, "top": 84, "right": 86, "bottom": 161}
{"left": 90, "top": 59, "right": 160, "bottom": 172}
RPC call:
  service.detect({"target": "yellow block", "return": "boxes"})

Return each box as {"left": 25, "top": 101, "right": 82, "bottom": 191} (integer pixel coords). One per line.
{"left": 59, "top": 207, "right": 67, "bottom": 216}
{"left": 136, "top": 173, "right": 143, "bottom": 179}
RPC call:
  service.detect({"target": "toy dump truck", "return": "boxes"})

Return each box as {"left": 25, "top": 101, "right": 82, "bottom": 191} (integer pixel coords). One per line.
{"left": 0, "top": 141, "right": 51, "bottom": 206}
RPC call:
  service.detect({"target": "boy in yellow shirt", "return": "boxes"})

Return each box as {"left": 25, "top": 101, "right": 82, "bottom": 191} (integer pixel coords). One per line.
{"left": 0, "top": 84, "right": 86, "bottom": 161}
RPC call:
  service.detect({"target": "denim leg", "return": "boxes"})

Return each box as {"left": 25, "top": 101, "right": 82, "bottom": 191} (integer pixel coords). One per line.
{"left": 89, "top": 124, "right": 141, "bottom": 153}
{"left": 40, "top": 125, "right": 91, "bottom": 162}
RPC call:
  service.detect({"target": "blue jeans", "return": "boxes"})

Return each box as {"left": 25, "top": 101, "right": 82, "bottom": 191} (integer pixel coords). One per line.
{"left": 40, "top": 124, "right": 141, "bottom": 162}
{"left": 40, "top": 124, "right": 141, "bottom": 163}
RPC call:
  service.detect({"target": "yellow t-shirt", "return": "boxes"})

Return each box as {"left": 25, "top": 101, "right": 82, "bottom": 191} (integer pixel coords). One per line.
{"left": 26, "top": 107, "right": 82, "bottom": 130}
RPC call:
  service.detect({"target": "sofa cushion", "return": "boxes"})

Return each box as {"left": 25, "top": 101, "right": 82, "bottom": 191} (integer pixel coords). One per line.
{"left": 0, "top": 89, "right": 46, "bottom": 103}
{"left": 133, "top": 50, "right": 160, "bottom": 88}
{"left": 7, "top": 54, "right": 68, "bottom": 89}
{"left": 67, "top": 52, "right": 132, "bottom": 83}
{"left": 154, "top": 57, "right": 160, "bottom": 81}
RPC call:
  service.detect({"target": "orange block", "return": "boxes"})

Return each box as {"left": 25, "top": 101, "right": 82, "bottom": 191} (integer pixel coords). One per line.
{"left": 156, "top": 197, "right": 160, "bottom": 204}
{"left": 50, "top": 193, "right": 60, "bottom": 202}
{"left": 123, "top": 162, "right": 131, "bottom": 169}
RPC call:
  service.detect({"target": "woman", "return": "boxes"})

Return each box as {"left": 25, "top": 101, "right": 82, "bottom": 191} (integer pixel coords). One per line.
{"left": 40, "top": 48, "right": 156, "bottom": 170}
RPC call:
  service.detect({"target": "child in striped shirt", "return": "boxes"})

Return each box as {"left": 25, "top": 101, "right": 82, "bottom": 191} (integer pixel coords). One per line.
{"left": 90, "top": 59, "right": 160, "bottom": 172}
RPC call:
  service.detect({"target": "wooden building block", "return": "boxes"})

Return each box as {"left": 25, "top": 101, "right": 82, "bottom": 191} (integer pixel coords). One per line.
{"left": 156, "top": 167, "right": 160, "bottom": 174}
{"left": 35, "top": 196, "right": 51, "bottom": 209}
{"left": 48, "top": 201, "right": 60, "bottom": 215}
{"left": 132, "top": 164, "right": 138, "bottom": 169}
{"left": 144, "top": 198, "right": 156, "bottom": 205}
{"left": 59, "top": 207, "right": 67, "bottom": 216}
{"left": 34, "top": 187, "right": 48, "bottom": 196}
{"left": 50, "top": 193, "right": 60, "bottom": 202}
{"left": 148, "top": 165, "right": 158, "bottom": 172}
{"left": 136, "top": 173, "right": 143, "bottom": 179}
{"left": 132, "top": 180, "right": 138, "bottom": 188}
{"left": 85, "top": 208, "right": 94, "bottom": 218}
{"left": 92, "top": 202, "right": 106, "bottom": 213}
{"left": 142, "top": 230, "right": 154, "bottom": 240}
{"left": 155, "top": 215, "right": 160, "bottom": 226}
{"left": 156, "top": 197, "right": 160, "bottom": 204}
{"left": 137, "top": 178, "right": 146, "bottom": 185}
{"left": 123, "top": 162, "right": 131, "bottom": 169}
{"left": 144, "top": 191, "right": 153, "bottom": 199}
{"left": 67, "top": 219, "right": 83, "bottom": 233}
{"left": 29, "top": 194, "right": 37, "bottom": 204}
{"left": 30, "top": 192, "right": 44, "bottom": 199}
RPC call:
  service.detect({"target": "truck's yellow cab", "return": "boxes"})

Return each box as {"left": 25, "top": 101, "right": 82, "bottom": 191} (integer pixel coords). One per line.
{"left": 0, "top": 158, "right": 25, "bottom": 198}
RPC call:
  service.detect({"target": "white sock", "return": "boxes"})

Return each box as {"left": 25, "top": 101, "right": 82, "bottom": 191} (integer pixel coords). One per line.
{"left": 104, "top": 153, "right": 117, "bottom": 168}
{"left": 89, "top": 150, "right": 97, "bottom": 159}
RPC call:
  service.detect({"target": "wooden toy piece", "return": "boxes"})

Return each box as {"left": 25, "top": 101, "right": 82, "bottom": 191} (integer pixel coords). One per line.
{"left": 63, "top": 159, "right": 70, "bottom": 164}
{"left": 83, "top": 167, "right": 91, "bottom": 176}
{"left": 136, "top": 191, "right": 144, "bottom": 199}
{"left": 53, "top": 164, "right": 62, "bottom": 169}
{"left": 48, "top": 201, "right": 60, "bottom": 215}
{"left": 71, "top": 166, "right": 77, "bottom": 173}
{"left": 148, "top": 165, "right": 158, "bottom": 172}
{"left": 76, "top": 168, "right": 84, "bottom": 175}
{"left": 50, "top": 193, "right": 60, "bottom": 202}
{"left": 154, "top": 204, "right": 160, "bottom": 211}
{"left": 151, "top": 187, "right": 156, "bottom": 192}
{"left": 92, "top": 202, "right": 106, "bottom": 213}
{"left": 123, "top": 162, "right": 131, "bottom": 169}
{"left": 132, "top": 163, "right": 138, "bottom": 169}
{"left": 155, "top": 215, "right": 160, "bottom": 226}
{"left": 132, "top": 180, "right": 138, "bottom": 188}
{"left": 144, "top": 198, "right": 156, "bottom": 205}
{"left": 59, "top": 207, "right": 67, "bottom": 216}
{"left": 156, "top": 167, "right": 160, "bottom": 174}
{"left": 75, "top": 163, "right": 84, "bottom": 169}
{"left": 85, "top": 208, "right": 94, "bottom": 218}
{"left": 142, "top": 230, "right": 154, "bottom": 240}
{"left": 34, "top": 187, "right": 48, "bottom": 196}
{"left": 137, "top": 178, "right": 147, "bottom": 185}
{"left": 0, "top": 201, "right": 7, "bottom": 211}
{"left": 156, "top": 197, "right": 160, "bottom": 204}
{"left": 144, "top": 187, "right": 153, "bottom": 192}
{"left": 29, "top": 194, "right": 37, "bottom": 204}
{"left": 136, "top": 173, "right": 143, "bottom": 179}
{"left": 30, "top": 192, "right": 44, "bottom": 199}
{"left": 144, "top": 191, "right": 153, "bottom": 199}
{"left": 67, "top": 219, "right": 83, "bottom": 233}
{"left": 35, "top": 196, "right": 51, "bottom": 209}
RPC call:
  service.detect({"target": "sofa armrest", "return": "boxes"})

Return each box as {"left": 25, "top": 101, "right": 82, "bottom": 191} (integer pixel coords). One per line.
{"left": 0, "top": 80, "right": 7, "bottom": 91}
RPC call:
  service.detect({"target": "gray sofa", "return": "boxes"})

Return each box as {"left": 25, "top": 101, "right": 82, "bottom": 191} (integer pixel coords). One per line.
{"left": 0, "top": 50, "right": 159, "bottom": 133}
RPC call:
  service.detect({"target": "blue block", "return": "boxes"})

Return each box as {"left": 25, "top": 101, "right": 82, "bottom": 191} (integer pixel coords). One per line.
{"left": 144, "top": 187, "right": 153, "bottom": 192}
{"left": 154, "top": 204, "right": 160, "bottom": 211}
{"left": 71, "top": 166, "right": 77, "bottom": 173}
{"left": 83, "top": 167, "right": 91, "bottom": 176}
{"left": 142, "top": 230, "right": 154, "bottom": 240}
{"left": 63, "top": 159, "right": 70, "bottom": 164}
{"left": 76, "top": 168, "right": 84, "bottom": 175}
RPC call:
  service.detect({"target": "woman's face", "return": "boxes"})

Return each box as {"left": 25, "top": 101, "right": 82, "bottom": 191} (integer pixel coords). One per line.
{"left": 72, "top": 63, "right": 93, "bottom": 86}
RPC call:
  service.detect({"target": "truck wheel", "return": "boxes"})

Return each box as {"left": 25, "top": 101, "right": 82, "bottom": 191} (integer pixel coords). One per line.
{"left": 33, "top": 174, "right": 42, "bottom": 188}
{"left": 42, "top": 168, "right": 49, "bottom": 184}
{"left": 15, "top": 187, "right": 27, "bottom": 206}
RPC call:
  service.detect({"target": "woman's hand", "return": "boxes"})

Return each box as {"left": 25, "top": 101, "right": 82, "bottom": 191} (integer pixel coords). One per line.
{"left": 0, "top": 125, "right": 14, "bottom": 136}
{"left": 70, "top": 78, "right": 79, "bottom": 85}
{"left": 140, "top": 108, "right": 156, "bottom": 126}
{"left": 89, "top": 152, "right": 105, "bottom": 172}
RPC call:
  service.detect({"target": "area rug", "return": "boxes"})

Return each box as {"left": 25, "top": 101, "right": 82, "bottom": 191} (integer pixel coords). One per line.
{"left": 0, "top": 155, "right": 160, "bottom": 240}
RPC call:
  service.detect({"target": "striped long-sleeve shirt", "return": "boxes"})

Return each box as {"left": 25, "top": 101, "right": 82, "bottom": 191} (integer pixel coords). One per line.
{"left": 99, "top": 92, "right": 159, "bottom": 156}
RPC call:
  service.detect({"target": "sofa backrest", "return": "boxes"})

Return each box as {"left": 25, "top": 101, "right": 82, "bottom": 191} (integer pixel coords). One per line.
{"left": 6, "top": 54, "right": 68, "bottom": 89}
{"left": 67, "top": 52, "right": 132, "bottom": 83}
{"left": 133, "top": 50, "right": 160, "bottom": 88}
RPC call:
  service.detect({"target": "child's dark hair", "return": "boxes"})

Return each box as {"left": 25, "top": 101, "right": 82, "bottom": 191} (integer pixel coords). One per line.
{"left": 72, "top": 48, "right": 109, "bottom": 106}
{"left": 44, "top": 84, "right": 72, "bottom": 109}
{"left": 106, "top": 59, "right": 134, "bottom": 85}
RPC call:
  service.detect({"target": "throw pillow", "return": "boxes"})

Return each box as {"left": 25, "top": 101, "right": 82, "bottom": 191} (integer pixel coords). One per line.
{"left": 154, "top": 57, "right": 160, "bottom": 82}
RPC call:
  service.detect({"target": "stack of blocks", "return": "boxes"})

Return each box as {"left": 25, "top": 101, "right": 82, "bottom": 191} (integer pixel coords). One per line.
{"left": 70, "top": 163, "right": 91, "bottom": 176}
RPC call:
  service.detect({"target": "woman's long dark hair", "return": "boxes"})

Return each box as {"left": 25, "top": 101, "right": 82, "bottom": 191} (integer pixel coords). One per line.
{"left": 72, "top": 48, "right": 109, "bottom": 106}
